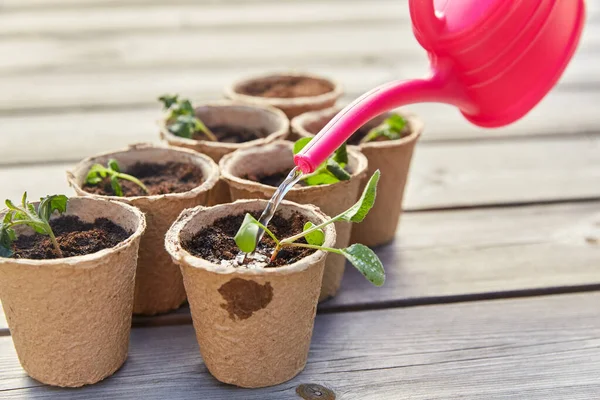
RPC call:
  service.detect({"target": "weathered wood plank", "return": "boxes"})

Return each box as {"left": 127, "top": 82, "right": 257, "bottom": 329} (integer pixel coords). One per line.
{"left": 1, "top": 199, "right": 598, "bottom": 332}
{"left": 323, "top": 201, "right": 600, "bottom": 310}
{"left": 0, "top": 64, "right": 401, "bottom": 113}
{"left": 1, "top": 293, "right": 599, "bottom": 398}
{"left": 1, "top": 135, "right": 599, "bottom": 209}
{"left": 0, "top": 47, "right": 596, "bottom": 114}
{"left": 1, "top": 90, "right": 598, "bottom": 165}
{"left": 0, "top": 24, "right": 422, "bottom": 75}
{"left": 0, "top": 1, "right": 403, "bottom": 36}
{"left": 0, "top": 18, "right": 597, "bottom": 76}
{"left": 405, "top": 135, "right": 600, "bottom": 210}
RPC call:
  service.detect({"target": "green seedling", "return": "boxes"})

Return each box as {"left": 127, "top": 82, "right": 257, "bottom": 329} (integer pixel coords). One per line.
{"left": 293, "top": 138, "right": 351, "bottom": 186}
{"left": 360, "top": 114, "right": 407, "bottom": 144}
{"left": 0, "top": 193, "right": 68, "bottom": 258}
{"left": 159, "top": 94, "right": 217, "bottom": 142}
{"left": 85, "top": 159, "right": 149, "bottom": 197}
{"left": 235, "top": 171, "right": 385, "bottom": 286}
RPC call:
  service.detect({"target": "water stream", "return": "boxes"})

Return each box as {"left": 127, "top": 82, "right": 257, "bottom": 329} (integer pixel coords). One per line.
{"left": 236, "top": 167, "right": 304, "bottom": 265}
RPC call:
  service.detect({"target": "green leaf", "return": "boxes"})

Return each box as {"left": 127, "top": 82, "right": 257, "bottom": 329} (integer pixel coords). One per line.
{"left": 21, "top": 192, "right": 28, "bottom": 208}
{"left": 326, "top": 159, "right": 351, "bottom": 181}
{"left": 108, "top": 159, "right": 121, "bottom": 173}
{"left": 293, "top": 137, "right": 313, "bottom": 154}
{"left": 158, "top": 94, "right": 179, "bottom": 109}
{"left": 386, "top": 114, "right": 406, "bottom": 132}
{"left": 38, "top": 195, "right": 68, "bottom": 222}
{"left": 304, "top": 172, "right": 340, "bottom": 186}
{"left": 303, "top": 222, "right": 325, "bottom": 246}
{"left": 111, "top": 175, "right": 123, "bottom": 197}
{"left": 333, "top": 143, "right": 348, "bottom": 165}
{"left": 85, "top": 164, "right": 108, "bottom": 185}
{"left": 234, "top": 213, "right": 261, "bottom": 253}
{"left": 362, "top": 115, "right": 407, "bottom": 143}
{"left": 169, "top": 115, "right": 197, "bottom": 139}
{"left": 5, "top": 199, "right": 18, "bottom": 211}
{"left": 0, "top": 224, "right": 15, "bottom": 258}
{"left": 177, "top": 99, "right": 195, "bottom": 115}
{"left": 341, "top": 244, "right": 385, "bottom": 286}
{"left": 337, "top": 170, "right": 380, "bottom": 223}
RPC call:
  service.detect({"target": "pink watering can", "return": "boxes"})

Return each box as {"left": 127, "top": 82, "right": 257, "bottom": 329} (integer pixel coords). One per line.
{"left": 294, "top": 0, "right": 586, "bottom": 173}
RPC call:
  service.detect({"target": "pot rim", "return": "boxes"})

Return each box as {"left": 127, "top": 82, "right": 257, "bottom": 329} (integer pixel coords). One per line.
{"left": 165, "top": 199, "right": 336, "bottom": 276}
{"left": 219, "top": 140, "right": 369, "bottom": 194}
{"left": 0, "top": 196, "right": 146, "bottom": 267}
{"left": 291, "top": 106, "right": 424, "bottom": 149}
{"left": 66, "top": 143, "right": 220, "bottom": 203}
{"left": 224, "top": 71, "right": 343, "bottom": 107}
{"left": 159, "top": 100, "right": 289, "bottom": 150}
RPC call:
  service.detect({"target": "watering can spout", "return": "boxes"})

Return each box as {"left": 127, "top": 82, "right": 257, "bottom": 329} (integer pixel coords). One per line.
{"left": 294, "top": 0, "right": 586, "bottom": 174}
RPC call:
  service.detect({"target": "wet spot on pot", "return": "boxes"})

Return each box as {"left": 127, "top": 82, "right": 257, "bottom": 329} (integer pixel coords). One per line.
{"left": 296, "top": 384, "right": 336, "bottom": 399}
{"left": 218, "top": 278, "right": 273, "bottom": 320}
{"left": 585, "top": 236, "right": 599, "bottom": 245}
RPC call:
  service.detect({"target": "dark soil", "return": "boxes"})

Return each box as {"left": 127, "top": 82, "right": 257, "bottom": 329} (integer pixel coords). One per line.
{"left": 240, "top": 76, "right": 333, "bottom": 98}
{"left": 244, "top": 169, "right": 308, "bottom": 188}
{"left": 183, "top": 211, "right": 315, "bottom": 268}
{"left": 192, "top": 124, "right": 268, "bottom": 143}
{"left": 83, "top": 161, "right": 204, "bottom": 197}
{"left": 10, "top": 215, "right": 131, "bottom": 260}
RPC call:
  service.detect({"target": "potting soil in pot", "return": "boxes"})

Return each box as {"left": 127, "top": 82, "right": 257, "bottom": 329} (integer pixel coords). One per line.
{"left": 84, "top": 161, "right": 204, "bottom": 196}
{"left": 239, "top": 76, "right": 334, "bottom": 98}
{"left": 194, "top": 125, "right": 268, "bottom": 143}
{"left": 9, "top": 216, "right": 131, "bottom": 260}
{"left": 182, "top": 211, "right": 315, "bottom": 269}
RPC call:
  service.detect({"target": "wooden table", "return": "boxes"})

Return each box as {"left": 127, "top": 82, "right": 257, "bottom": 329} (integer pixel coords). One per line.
{"left": 0, "top": 1, "right": 599, "bottom": 398}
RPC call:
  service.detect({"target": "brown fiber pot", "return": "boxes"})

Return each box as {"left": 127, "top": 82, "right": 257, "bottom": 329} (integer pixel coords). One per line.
{"left": 67, "top": 143, "right": 219, "bottom": 315}
{"left": 224, "top": 72, "right": 343, "bottom": 119}
{"left": 0, "top": 197, "right": 146, "bottom": 387}
{"left": 292, "top": 107, "right": 423, "bottom": 247}
{"left": 159, "top": 100, "right": 289, "bottom": 205}
{"left": 219, "top": 141, "right": 368, "bottom": 302}
{"left": 165, "top": 199, "right": 336, "bottom": 388}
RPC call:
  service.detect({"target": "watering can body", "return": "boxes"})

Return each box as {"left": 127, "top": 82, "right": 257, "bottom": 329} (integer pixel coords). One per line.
{"left": 294, "top": 0, "right": 586, "bottom": 174}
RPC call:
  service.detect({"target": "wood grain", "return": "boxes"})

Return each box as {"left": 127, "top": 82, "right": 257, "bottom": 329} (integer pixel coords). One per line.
{"left": 1, "top": 293, "right": 599, "bottom": 399}
{"left": 405, "top": 135, "right": 600, "bottom": 210}
{"left": 1, "top": 135, "right": 599, "bottom": 209}
{"left": 2, "top": 201, "right": 598, "bottom": 332}
{"left": 1, "top": 89, "right": 598, "bottom": 165}
{"left": 0, "top": 1, "right": 404, "bottom": 36}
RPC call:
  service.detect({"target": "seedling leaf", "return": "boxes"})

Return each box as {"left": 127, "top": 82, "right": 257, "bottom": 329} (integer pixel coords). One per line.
{"left": 341, "top": 244, "right": 385, "bottom": 286}
{"left": 85, "top": 162, "right": 148, "bottom": 196}
{"left": 110, "top": 175, "right": 123, "bottom": 197}
{"left": 303, "top": 222, "right": 325, "bottom": 246}
{"left": 38, "top": 195, "right": 68, "bottom": 222}
{"left": 304, "top": 172, "right": 340, "bottom": 186}
{"left": 159, "top": 94, "right": 179, "bottom": 109}
{"left": 361, "top": 115, "right": 407, "bottom": 143}
{"left": 337, "top": 170, "right": 379, "bottom": 223}
{"left": 234, "top": 213, "right": 261, "bottom": 254}
{"left": 0, "top": 193, "right": 68, "bottom": 258}
{"left": 293, "top": 137, "right": 313, "bottom": 155}
{"left": 108, "top": 159, "right": 121, "bottom": 173}
{"left": 326, "top": 159, "right": 351, "bottom": 181}
{"left": 333, "top": 144, "right": 348, "bottom": 165}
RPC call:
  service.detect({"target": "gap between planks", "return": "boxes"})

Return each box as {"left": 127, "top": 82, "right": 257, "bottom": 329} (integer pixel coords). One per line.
{"left": 1, "top": 200, "right": 599, "bottom": 334}
{"left": 1, "top": 292, "right": 599, "bottom": 399}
